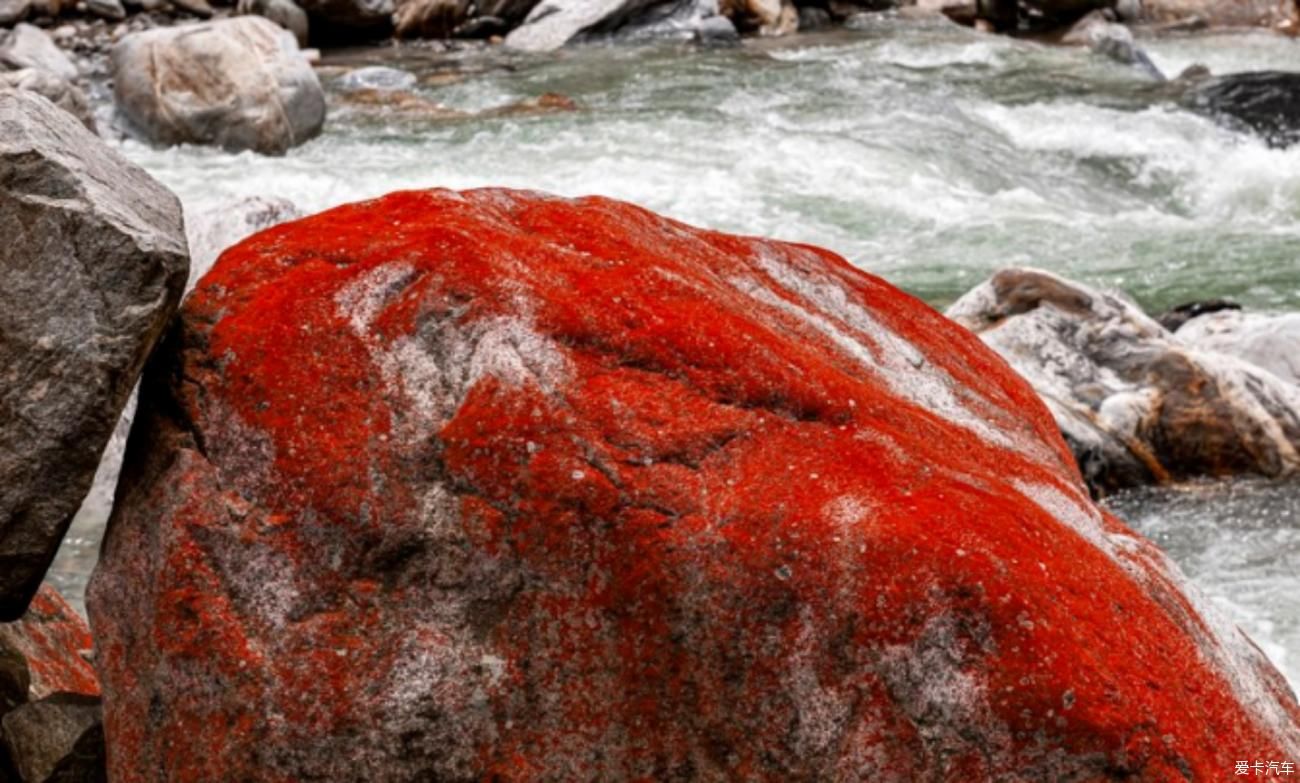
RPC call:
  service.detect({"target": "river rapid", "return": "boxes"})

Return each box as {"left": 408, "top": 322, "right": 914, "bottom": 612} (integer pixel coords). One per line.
{"left": 50, "top": 19, "right": 1300, "bottom": 691}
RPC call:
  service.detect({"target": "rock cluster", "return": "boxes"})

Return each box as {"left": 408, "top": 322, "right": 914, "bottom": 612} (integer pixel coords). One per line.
{"left": 0, "top": 584, "right": 104, "bottom": 782}
{"left": 948, "top": 268, "right": 1300, "bottom": 494}
{"left": 88, "top": 188, "right": 1299, "bottom": 781}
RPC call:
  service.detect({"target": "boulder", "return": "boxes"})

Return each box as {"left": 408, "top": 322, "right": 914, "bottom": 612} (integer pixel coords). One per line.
{"left": 0, "top": 585, "right": 102, "bottom": 783}
{"left": 504, "top": 0, "right": 730, "bottom": 49}
{"left": 111, "top": 17, "right": 326, "bottom": 155}
{"left": 1059, "top": 10, "right": 1163, "bottom": 79}
{"left": 1183, "top": 71, "right": 1300, "bottom": 148}
{"left": 0, "top": 69, "right": 95, "bottom": 131}
{"left": 1, "top": 694, "right": 102, "bottom": 783}
{"left": 0, "top": 25, "right": 77, "bottom": 82}
{"left": 1177, "top": 310, "right": 1300, "bottom": 386}
{"left": 0, "top": 585, "right": 98, "bottom": 702}
{"left": 90, "top": 189, "right": 1300, "bottom": 781}
{"left": 237, "top": 0, "right": 310, "bottom": 44}
{"left": 0, "top": 0, "right": 30, "bottom": 26}
{"left": 947, "top": 268, "right": 1300, "bottom": 493}
{"left": 0, "top": 89, "right": 188, "bottom": 620}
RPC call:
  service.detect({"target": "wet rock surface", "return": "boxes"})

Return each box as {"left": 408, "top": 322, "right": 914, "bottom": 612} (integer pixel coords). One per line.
{"left": 947, "top": 267, "right": 1300, "bottom": 494}
{"left": 1183, "top": 70, "right": 1300, "bottom": 148}
{"left": 0, "top": 89, "right": 188, "bottom": 620}
{"left": 90, "top": 189, "right": 1298, "bottom": 781}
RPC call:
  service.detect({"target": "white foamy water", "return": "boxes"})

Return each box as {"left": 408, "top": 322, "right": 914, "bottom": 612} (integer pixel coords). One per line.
{"left": 48, "top": 22, "right": 1300, "bottom": 695}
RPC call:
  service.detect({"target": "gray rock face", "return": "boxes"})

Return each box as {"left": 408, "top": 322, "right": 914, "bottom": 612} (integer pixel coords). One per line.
{"left": 0, "top": 69, "right": 95, "bottom": 131}
{"left": 111, "top": 17, "right": 326, "bottom": 155}
{"left": 237, "top": 0, "right": 310, "bottom": 45}
{"left": 1060, "top": 11, "right": 1163, "bottom": 79}
{"left": 1, "top": 694, "right": 102, "bottom": 783}
{"left": 504, "top": 0, "right": 727, "bottom": 49}
{"left": 0, "top": 25, "right": 77, "bottom": 82}
{"left": 84, "top": 0, "right": 126, "bottom": 20}
{"left": 947, "top": 268, "right": 1300, "bottom": 494}
{"left": 0, "top": 90, "right": 188, "bottom": 620}
{"left": 1177, "top": 310, "right": 1300, "bottom": 386}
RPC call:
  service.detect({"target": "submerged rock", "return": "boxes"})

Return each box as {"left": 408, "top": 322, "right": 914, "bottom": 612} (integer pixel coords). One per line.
{"left": 1184, "top": 70, "right": 1300, "bottom": 148}
{"left": 947, "top": 268, "right": 1300, "bottom": 493}
{"left": 0, "top": 89, "right": 188, "bottom": 620}
{"left": 1059, "top": 10, "right": 1163, "bottom": 79}
{"left": 91, "top": 189, "right": 1299, "bottom": 781}
{"left": 111, "top": 17, "right": 326, "bottom": 155}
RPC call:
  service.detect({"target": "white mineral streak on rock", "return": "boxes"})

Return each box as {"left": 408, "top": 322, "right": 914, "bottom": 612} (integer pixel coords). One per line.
{"left": 733, "top": 247, "right": 1035, "bottom": 457}
{"left": 336, "top": 264, "right": 571, "bottom": 443}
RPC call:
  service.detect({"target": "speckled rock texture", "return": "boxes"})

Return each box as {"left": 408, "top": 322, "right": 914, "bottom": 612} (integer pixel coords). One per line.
{"left": 90, "top": 189, "right": 1300, "bottom": 782}
{"left": 1177, "top": 309, "right": 1300, "bottom": 386}
{"left": 0, "top": 584, "right": 102, "bottom": 783}
{"left": 947, "top": 267, "right": 1300, "bottom": 495}
{"left": 0, "top": 89, "right": 188, "bottom": 621}
{"left": 110, "top": 17, "right": 326, "bottom": 155}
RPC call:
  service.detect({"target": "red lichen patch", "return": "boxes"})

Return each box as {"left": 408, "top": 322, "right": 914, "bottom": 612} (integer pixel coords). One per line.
{"left": 0, "top": 583, "right": 98, "bottom": 699}
{"left": 89, "top": 188, "right": 1299, "bottom": 782}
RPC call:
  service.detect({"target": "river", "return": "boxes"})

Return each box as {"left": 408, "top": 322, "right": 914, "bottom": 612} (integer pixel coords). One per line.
{"left": 49, "top": 18, "right": 1300, "bottom": 692}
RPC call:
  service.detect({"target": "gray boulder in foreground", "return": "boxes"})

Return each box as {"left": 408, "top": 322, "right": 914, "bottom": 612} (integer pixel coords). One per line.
{"left": 947, "top": 268, "right": 1300, "bottom": 494}
{"left": 111, "top": 17, "right": 326, "bottom": 155}
{"left": 0, "top": 90, "right": 188, "bottom": 621}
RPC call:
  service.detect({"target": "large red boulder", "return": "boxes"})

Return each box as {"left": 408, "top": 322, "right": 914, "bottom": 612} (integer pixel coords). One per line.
{"left": 89, "top": 189, "right": 1300, "bottom": 781}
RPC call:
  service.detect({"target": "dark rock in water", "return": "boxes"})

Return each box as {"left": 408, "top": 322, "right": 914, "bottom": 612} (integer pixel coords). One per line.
{"left": 0, "top": 90, "right": 188, "bottom": 620}
{"left": 797, "top": 3, "right": 832, "bottom": 27}
{"left": 1, "top": 694, "right": 102, "bottom": 783}
{"left": 111, "top": 17, "right": 326, "bottom": 155}
{"left": 298, "top": 0, "right": 393, "bottom": 39}
{"left": 0, "top": 69, "right": 95, "bottom": 131}
{"left": 1156, "top": 297, "right": 1241, "bottom": 332}
{"left": 237, "top": 0, "right": 310, "bottom": 45}
{"left": 89, "top": 188, "right": 1300, "bottom": 781}
{"left": 948, "top": 268, "right": 1300, "bottom": 494}
{"left": 1185, "top": 71, "right": 1300, "bottom": 148}
{"left": 83, "top": 0, "right": 126, "bottom": 20}
{"left": 607, "top": 0, "right": 738, "bottom": 41}
{"left": 452, "top": 13, "right": 509, "bottom": 36}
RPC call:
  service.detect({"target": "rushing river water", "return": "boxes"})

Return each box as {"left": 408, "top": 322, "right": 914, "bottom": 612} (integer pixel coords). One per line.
{"left": 48, "top": 20, "right": 1300, "bottom": 691}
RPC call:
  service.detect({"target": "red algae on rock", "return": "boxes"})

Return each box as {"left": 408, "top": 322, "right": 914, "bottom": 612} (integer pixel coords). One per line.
{"left": 88, "top": 188, "right": 1300, "bottom": 781}
{"left": 1, "top": 584, "right": 99, "bottom": 701}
